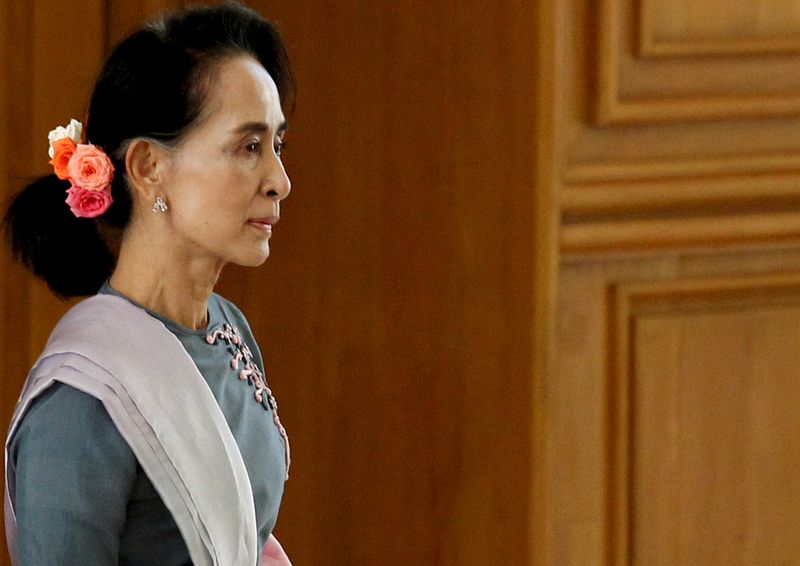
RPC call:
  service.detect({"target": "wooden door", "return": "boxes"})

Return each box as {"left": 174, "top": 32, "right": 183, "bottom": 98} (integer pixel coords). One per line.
{"left": 546, "top": 0, "right": 800, "bottom": 564}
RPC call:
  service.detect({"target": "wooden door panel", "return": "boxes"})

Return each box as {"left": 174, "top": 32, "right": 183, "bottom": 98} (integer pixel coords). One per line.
{"left": 627, "top": 284, "right": 800, "bottom": 564}
{"left": 641, "top": 0, "right": 800, "bottom": 54}
{"left": 556, "top": 250, "right": 800, "bottom": 565}
{"left": 562, "top": 0, "right": 800, "bottom": 256}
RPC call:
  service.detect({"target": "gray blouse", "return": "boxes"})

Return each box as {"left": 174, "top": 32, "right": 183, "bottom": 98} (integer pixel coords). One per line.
{"left": 8, "top": 282, "right": 288, "bottom": 565}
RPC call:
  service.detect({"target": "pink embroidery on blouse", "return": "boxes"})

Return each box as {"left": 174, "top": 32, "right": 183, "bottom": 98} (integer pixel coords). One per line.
{"left": 206, "top": 323, "right": 291, "bottom": 479}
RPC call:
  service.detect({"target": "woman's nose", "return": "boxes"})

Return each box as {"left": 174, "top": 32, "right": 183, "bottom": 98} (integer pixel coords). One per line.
{"left": 264, "top": 155, "right": 291, "bottom": 200}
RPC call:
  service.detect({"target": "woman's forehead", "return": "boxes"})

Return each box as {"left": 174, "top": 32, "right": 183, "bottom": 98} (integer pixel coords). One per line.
{"left": 204, "top": 55, "right": 285, "bottom": 132}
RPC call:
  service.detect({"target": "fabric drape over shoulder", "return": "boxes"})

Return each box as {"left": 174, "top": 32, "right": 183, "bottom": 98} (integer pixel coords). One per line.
{"left": 4, "top": 294, "right": 259, "bottom": 566}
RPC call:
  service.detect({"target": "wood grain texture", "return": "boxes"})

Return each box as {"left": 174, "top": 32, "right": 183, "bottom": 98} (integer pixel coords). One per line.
{"left": 640, "top": 0, "right": 800, "bottom": 56}
{"left": 615, "top": 274, "right": 800, "bottom": 565}
{"left": 632, "top": 309, "right": 800, "bottom": 564}
{"left": 564, "top": 0, "right": 800, "bottom": 253}
{"left": 562, "top": 212, "right": 800, "bottom": 255}
{"left": 564, "top": 155, "right": 800, "bottom": 218}
{"left": 554, "top": 1, "right": 800, "bottom": 561}
{"left": 532, "top": 0, "right": 565, "bottom": 563}
{"left": 556, "top": 250, "right": 800, "bottom": 566}
{"left": 596, "top": 0, "right": 800, "bottom": 124}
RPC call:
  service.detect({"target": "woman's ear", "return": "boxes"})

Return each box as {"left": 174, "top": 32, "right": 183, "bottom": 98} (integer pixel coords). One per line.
{"left": 125, "top": 139, "right": 167, "bottom": 203}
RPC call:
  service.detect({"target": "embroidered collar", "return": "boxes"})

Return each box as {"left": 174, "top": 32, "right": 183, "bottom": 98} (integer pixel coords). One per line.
{"left": 206, "top": 323, "right": 291, "bottom": 479}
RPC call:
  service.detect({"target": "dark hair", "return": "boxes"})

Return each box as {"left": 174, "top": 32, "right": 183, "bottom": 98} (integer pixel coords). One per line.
{"left": 4, "top": 1, "right": 294, "bottom": 298}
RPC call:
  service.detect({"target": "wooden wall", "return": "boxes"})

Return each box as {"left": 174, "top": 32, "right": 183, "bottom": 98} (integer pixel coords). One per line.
{"left": 1, "top": 1, "right": 544, "bottom": 565}
{"left": 225, "top": 1, "right": 544, "bottom": 564}
{"left": 4, "top": 0, "right": 800, "bottom": 565}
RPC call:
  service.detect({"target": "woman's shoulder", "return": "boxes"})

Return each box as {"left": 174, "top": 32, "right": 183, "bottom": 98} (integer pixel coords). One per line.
{"left": 10, "top": 381, "right": 135, "bottom": 466}
{"left": 19, "top": 381, "right": 106, "bottom": 426}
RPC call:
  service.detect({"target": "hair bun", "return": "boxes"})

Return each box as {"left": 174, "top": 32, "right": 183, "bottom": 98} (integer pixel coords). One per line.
{"left": 4, "top": 174, "right": 114, "bottom": 297}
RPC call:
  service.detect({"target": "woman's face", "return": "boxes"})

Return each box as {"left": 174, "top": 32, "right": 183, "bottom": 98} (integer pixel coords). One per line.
{"left": 160, "top": 55, "right": 290, "bottom": 268}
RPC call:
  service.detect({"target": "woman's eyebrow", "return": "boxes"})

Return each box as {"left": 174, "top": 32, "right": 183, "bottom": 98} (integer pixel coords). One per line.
{"left": 230, "top": 120, "right": 289, "bottom": 136}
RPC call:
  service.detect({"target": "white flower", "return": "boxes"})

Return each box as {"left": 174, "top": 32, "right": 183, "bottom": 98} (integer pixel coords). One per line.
{"left": 66, "top": 118, "right": 82, "bottom": 143}
{"left": 47, "top": 118, "right": 83, "bottom": 158}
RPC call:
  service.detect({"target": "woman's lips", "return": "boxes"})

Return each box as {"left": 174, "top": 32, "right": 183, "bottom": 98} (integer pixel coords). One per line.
{"left": 247, "top": 216, "right": 277, "bottom": 233}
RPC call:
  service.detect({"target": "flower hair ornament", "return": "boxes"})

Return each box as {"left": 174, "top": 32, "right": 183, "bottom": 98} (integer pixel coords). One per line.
{"left": 48, "top": 118, "right": 114, "bottom": 218}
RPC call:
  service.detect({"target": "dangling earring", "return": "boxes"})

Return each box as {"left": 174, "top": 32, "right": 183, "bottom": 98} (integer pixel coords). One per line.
{"left": 152, "top": 195, "right": 168, "bottom": 213}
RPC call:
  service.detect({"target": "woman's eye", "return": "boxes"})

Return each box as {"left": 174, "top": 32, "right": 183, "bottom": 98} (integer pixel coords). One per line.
{"left": 245, "top": 141, "right": 262, "bottom": 155}
{"left": 274, "top": 140, "right": 285, "bottom": 157}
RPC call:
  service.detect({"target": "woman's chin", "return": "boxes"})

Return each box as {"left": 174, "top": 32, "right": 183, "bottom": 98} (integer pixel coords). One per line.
{"left": 234, "top": 246, "right": 270, "bottom": 267}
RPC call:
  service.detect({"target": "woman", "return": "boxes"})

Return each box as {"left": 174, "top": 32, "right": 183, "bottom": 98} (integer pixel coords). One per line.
{"left": 3, "top": 3, "right": 293, "bottom": 565}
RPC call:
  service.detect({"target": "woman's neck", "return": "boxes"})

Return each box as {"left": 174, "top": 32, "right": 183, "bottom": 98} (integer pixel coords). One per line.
{"left": 110, "top": 229, "right": 224, "bottom": 330}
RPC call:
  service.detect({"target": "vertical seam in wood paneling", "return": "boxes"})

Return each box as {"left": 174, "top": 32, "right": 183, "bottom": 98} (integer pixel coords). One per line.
{"left": 596, "top": 0, "right": 623, "bottom": 124}
{"left": 609, "top": 285, "right": 633, "bottom": 566}
{"left": 532, "top": 0, "right": 564, "bottom": 564}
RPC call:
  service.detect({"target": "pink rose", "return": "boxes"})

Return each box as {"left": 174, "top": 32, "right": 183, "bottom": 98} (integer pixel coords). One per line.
{"left": 65, "top": 185, "right": 113, "bottom": 218}
{"left": 67, "top": 144, "right": 114, "bottom": 191}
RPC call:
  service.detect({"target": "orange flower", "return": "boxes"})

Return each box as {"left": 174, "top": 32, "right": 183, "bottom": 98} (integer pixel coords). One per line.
{"left": 48, "top": 138, "right": 76, "bottom": 180}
